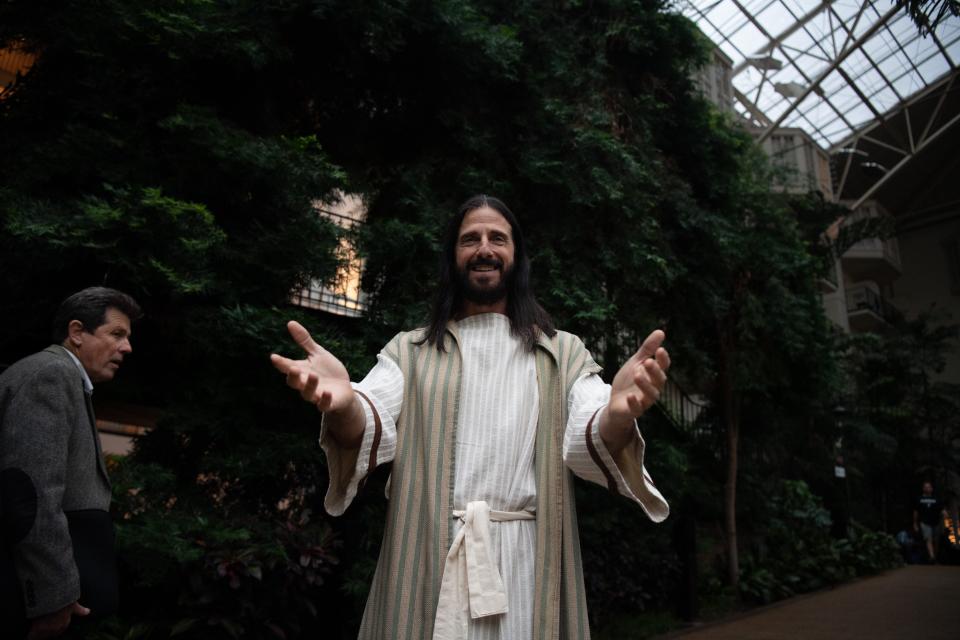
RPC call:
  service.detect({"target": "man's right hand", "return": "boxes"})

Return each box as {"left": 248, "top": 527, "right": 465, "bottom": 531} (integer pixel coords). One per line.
{"left": 270, "top": 321, "right": 365, "bottom": 447}
{"left": 270, "top": 321, "right": 355, "bottom": 412}
{"left": 27, "top": 602, "right": 89, "bottom": 639}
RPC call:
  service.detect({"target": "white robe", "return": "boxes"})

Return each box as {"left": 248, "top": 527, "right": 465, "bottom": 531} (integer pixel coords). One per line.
{"left": 322, "top": 313, "right": 665, "bottom": 639}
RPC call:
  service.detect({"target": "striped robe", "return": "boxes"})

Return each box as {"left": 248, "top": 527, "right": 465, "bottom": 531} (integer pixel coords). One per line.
{"left": 321, "top": 319, "right": 668, "bottom": 639}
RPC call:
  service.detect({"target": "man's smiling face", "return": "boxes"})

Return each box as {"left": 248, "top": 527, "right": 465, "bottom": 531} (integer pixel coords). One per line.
{"left": 455, "top": 206, "right": 515, "bottom": 305}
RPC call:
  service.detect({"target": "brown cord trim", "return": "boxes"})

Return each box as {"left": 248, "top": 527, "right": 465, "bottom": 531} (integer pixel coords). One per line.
{"left": 585, "top": 406, "right": 620, "bottom": 496}
{"left": 353, "top": 390, "right": 382, "bottom": 488}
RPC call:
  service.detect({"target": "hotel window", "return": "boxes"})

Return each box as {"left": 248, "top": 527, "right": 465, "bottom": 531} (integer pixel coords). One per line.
{"left": 292, "top": 192, "right": 368, "bottom": 317}
{"left": 0, "top": 43, "right": 36, "bottom": 97}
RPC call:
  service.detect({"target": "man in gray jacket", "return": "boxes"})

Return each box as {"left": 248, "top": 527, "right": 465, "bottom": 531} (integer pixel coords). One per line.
{"left": 0, "top": 287, "right": 141, "bottom": 639}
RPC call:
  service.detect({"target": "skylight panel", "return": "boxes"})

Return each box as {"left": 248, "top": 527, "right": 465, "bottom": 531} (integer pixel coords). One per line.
{"left": 820, "top": 71, "right": 848, "bottom": 94}
{"left": 783, "top": 28, "right": 816, "bottom": 57}
{"left": 872, "top": 33, "right": 918, "bottom": 84}
{"left": 887, "top": 12, "right": 916, "bottom": 39}
{"left": 818, "top": 112, "right": 847, "bottom": 139}
{"left": 708, "top": 2, "right": 748, "bottom": 36}
{"left": 718, "top": 39, "right": 745, "bottom": 65}
{"left": 795, "top": 88, "right": 824, "bottom": 116}
{"left": 783, "top": 0, "right": 812, "bottom": 17}
{"left": 679, "top": 0, "right": 959, "bottom": 150}
{"left": 755, "top": 1, "right": 793, "bottom": 35}
{"left": 940, "top": 20, "right": 960, "bottom": 45}
{"left": 911, "top": 38, "right": 940, "bottom": 64}
{"left": 902, "top": 32, "right": 938, "bottom": 65}
{"left": 850, "top": 104, "right": 878, "bottom": 128}
{"left": 869, "top": 85, "right": 900, "bottom": 112}
{"left": 916, "top": 52, "right": 950, "bottom": 85}
{"left": 831, "top": 87, "right": 864, "bottom": 114}
{"left": 890, "top": 67, "right": 921, "bottom": 98}
{"left": 841, "top": 49, "right": 872, "bottom": 78}
{"left": 743, "top": 0, "right": 774, "bottom": 15}
{"left": 803, "top": 12, "right": 834, "bottom": 49}
{"left": 948, "top": 38, "right": 960, "bottom": 66}
{"left": 728, "top": 22, "right": 767, "bottom": 58}
{"left": 886, "top": 64, "right": 928, "bottom": 98}
{"left": 855, "top": 66, "right": 888, "bottom": 100}
{"left": 831, "top": 1, "right": 860, "bottom": 24}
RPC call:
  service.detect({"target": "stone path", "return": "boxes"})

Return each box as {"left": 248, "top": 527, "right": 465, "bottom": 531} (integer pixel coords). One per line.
{"left": 659, "top": 566, "right": 960, "bottom": 640}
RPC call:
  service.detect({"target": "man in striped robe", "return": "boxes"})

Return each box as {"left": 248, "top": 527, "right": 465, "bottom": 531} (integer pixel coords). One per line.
{"left": 272, "top": 195, "right": 670, "bottom": 640}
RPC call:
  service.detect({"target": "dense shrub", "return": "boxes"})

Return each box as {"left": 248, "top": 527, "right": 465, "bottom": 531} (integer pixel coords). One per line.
{"left": 738, "top": 480, "right": 901, "bottom": 605}
{"left": 92, "top": 455, "right": 342, "bottom": 639}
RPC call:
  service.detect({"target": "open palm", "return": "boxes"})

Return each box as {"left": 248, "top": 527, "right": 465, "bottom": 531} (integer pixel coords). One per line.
{"left": 607, "top": 329, "right": 670, "bottom": 424}
{"left": 270, "top": 321, "right": 354, "bottom": 412}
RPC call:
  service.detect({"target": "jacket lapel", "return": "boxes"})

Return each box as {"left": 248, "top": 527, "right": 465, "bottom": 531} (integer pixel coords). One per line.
{"left": 45, "top": 346, "right": 112, "bottom": 486}
{"left": 83, "top": 390, "right": 111, "bottom": 484}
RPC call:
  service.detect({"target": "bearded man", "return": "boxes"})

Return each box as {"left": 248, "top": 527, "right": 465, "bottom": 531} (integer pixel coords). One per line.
{"left": 272, "top": 195, "right": 670, "bottom": 640}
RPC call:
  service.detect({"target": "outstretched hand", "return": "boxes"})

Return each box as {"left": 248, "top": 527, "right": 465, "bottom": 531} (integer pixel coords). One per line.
{"left": 270, "top": 321, "right": 355, "bottom": 413}
{"left": 601, "top": 329, "right": 671, "bottom": 454}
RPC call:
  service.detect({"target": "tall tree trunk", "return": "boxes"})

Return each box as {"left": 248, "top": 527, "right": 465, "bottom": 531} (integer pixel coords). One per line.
{"left": 718, "top": 275, "right": 748, "bottom": 589}
{"left": 718, "top": 318, "right": 741, "bottom": 589}
{"left": 721, "top": 365, "right": 740, "bottom": 588}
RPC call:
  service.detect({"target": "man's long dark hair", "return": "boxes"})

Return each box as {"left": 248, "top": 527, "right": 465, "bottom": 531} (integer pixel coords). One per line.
{"left": 418, "top": 195, "right": 556, "bottom": 351}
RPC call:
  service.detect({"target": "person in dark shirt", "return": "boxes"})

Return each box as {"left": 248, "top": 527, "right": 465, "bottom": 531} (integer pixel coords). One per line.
{"left": 913, "top": 481, "right": 946, "bottom": 563}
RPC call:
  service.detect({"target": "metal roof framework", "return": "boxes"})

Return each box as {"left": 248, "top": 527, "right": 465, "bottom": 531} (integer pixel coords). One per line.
{"left": 676, "top": 1, "right": 960, "bottom": 203}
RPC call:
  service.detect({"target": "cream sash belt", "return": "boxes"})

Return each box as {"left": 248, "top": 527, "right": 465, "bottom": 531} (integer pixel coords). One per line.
{"left": 431, "top": 500, "right": 536, "bottom": 640}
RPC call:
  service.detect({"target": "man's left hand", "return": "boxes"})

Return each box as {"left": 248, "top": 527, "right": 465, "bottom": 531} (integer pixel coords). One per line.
{"left": 600, "top": 329, "right": 670, "bottom": 455}
{"left": 27, "top": 601, "right": 90, "bottom": 639}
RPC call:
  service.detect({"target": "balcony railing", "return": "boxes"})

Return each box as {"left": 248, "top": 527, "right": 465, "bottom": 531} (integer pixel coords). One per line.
{"left": 820, "top": 258, "right": 839, "bottom": 293}
{"left": 845, "top": 283, "right": 898, "bottom": 327}
{"left": 658, "top": 379, "right": 710, "bottom": 431}
{"left": 843, "top": 236, "right": 901, "bottom": 268}
{"left": 292, "top": 195, "right": 368, "bottom": 317}
{"left": 839, "top": 200, "right": 901, "bottom": 283}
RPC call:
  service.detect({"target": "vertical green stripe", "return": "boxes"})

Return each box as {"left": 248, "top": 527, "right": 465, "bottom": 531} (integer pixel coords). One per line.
{"left": 376, "top": 337, "right": 415, "bottom": 636}
{"left": 390, "top": 340, "right": 435, "bottom": 637}
{"left": 403, "top": 340, "right": 445, "bottom": 638}
{"left": 566, "top": 473, "right": 588, "bottom": 639}
{"left": 434, "top": 339, "right": 459, "bottom": 625}
{"left": 535, "top": 344, "right": 559, "bottom": 640}
{"left": 366, "top": 335, "right": 410, "bottom": 638}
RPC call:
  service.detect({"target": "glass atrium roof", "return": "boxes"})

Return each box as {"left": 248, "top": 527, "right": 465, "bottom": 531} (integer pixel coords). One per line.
{"left": 676, "top": 0, "right": 960, "bottom": 149}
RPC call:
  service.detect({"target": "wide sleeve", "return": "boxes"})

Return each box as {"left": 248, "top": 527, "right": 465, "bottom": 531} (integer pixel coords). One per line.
{"left": 0, "top": 362, "right": 82, "bottom": 617}
{"left": 320, "top": 353, "right": 402, "bottom": 516}
{"left": 562, "top": 373, "right": 669, "bottom": 523}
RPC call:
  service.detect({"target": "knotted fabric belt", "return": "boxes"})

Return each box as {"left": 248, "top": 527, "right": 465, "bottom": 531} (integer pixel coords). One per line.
{"left": 431, "top": 501, "right": 536, "bottom": 640}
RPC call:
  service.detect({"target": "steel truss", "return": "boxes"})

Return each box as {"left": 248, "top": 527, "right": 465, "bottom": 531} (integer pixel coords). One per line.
{"left": 678, "top": 0, "right": 959, "bottom": 206}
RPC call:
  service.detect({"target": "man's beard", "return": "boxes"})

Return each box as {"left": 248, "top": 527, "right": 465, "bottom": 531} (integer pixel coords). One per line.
{"left": 457, "top": 258, "right": 512, "bottom": 306}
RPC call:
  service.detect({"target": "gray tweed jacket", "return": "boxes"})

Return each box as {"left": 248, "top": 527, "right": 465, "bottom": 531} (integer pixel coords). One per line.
{"left": 0, "top": 345, "right": 114, "bottom": 620}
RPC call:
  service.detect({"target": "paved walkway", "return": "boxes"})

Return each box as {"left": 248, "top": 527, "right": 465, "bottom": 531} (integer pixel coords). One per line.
{"left": 660, "top": 566, "right": 960, "bottom": 640}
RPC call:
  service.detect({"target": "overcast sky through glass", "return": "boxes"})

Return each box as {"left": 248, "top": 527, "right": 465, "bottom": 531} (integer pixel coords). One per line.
{"left": 675, "top": 0, "right": 960, "bottom": 149}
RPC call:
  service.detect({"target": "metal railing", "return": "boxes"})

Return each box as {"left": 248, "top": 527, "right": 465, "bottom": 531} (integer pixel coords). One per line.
{"left": 657, "top": 379, "right": 713, "bottom": 436}
{"left": 845, "top": 283, "right": 898, "bottom": 323}
{"left": 822, "top": 257, "right": 839, "bottom": 289}
{"left": 845, "top": 236, "right": 901, "bottom": 267}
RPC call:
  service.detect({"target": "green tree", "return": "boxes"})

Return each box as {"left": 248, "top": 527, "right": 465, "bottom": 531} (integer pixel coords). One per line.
{"left": 643, "top": 110, "right": 842, "bottom": 586}
{"left": 897, "top": 0, "right": 960, "bottom": 35}
{"left": 1, "top": 0, "right": 871, "bottom": 634}
{"left": 1, "top": 1, "right": 357, "bottom": 636}
{"left": 839, "top": 310, "right": 960, "bottom": 530}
